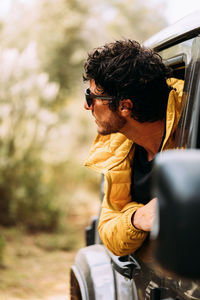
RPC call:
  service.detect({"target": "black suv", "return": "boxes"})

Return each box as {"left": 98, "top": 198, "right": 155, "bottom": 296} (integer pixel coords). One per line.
{"left": 70, "top": 11, "right": 200, "bottom": 300}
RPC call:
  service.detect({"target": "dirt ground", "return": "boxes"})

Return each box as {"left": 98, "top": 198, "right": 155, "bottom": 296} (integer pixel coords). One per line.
{"left": 0, "top": 180, "right": 100, "bottom": 300}
{"left": 0, "top": 201, "right": 99, "bottom": 299}
{"left": 0, "top": 231, "right": 77, "bottom": 300}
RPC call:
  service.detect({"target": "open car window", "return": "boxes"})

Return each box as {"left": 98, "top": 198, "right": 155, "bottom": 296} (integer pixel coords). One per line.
{"left": 162, "top": 37, "right": 200, "bottom": 149}
{"left": 165, "top": 54, "right": 186, "bottom": 80}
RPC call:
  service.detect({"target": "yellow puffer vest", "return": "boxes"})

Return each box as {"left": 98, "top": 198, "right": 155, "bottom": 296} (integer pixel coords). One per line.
{"left": 85, "top": 78, "right": 184, "bottom": 256}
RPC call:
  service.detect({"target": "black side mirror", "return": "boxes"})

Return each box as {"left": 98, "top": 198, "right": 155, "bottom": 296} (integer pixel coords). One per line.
{"left": 152, "top": 149, "right": 200, "bottom": 278}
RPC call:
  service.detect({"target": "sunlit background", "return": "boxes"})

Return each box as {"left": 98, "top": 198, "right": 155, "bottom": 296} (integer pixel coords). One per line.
{"left": 0, "top": 0, "right": 199, "bottom": 299}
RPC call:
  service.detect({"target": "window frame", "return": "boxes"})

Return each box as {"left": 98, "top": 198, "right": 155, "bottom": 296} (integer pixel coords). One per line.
{"left": 159, "top": 36, "right": 200, "bottom": 149}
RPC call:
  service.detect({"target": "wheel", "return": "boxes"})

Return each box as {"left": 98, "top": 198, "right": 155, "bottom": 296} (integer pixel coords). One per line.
{"left": 70, "top": 269, "right": 82, "bottom": 300}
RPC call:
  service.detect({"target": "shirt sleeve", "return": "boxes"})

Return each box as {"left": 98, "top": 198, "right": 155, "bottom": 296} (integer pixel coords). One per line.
{"left": 98, "top": 196, "right": 148, "bottom": 256}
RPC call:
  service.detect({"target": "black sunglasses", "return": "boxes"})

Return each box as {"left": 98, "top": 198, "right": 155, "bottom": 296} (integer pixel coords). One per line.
{"left": 85, "top": 88, "right": 114, "bottom": 107}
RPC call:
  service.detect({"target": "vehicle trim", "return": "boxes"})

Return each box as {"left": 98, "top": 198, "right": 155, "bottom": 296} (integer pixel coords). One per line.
{"left": 71, "top": 265, "right": 89, "bottom": 300}
{"left": 144, "top": 11, "right": 200, "bottom": 51}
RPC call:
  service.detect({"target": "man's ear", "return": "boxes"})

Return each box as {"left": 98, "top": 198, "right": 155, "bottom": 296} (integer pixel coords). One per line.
{"left": 119, "top": 99, "right": 133, "bottom": 116}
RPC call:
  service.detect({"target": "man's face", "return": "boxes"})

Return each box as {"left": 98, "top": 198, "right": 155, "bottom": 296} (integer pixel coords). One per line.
{"left": 84, "top": 79, "right": 126, "bottom": 135}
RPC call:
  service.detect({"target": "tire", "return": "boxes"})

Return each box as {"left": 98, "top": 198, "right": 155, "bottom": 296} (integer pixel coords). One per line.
{"left": 70, "top": 269, "right": 82, "bottom": 300}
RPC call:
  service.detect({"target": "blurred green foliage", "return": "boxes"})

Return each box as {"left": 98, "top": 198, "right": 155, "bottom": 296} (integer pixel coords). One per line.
{"left": 0, "top": 42, "right": 61, "bottom": 231}
{"left": 106, "top": 0, "right": 167, "bottom": 42}
{"left": 0, "top": 234, "right": 5, "bottom": 266}
{"left": 0, "top": 0, "right": 167, "bottom": 254}
{"left": 0, "top": 0, "right": 89, "bottom": 98}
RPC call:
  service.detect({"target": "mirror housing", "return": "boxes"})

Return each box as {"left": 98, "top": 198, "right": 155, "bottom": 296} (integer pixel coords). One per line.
{"left": 152, "top": 149, "right": 200, "bottom": 278}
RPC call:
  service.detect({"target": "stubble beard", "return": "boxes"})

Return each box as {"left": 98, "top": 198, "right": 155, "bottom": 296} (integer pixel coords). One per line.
{"left": 97, "top": 114, "right": 127, "bottom": 136}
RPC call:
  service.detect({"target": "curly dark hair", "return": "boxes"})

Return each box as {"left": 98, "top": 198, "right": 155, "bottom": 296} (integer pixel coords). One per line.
{"left": 83, "top": 39, "right": 172, "bottom": 122}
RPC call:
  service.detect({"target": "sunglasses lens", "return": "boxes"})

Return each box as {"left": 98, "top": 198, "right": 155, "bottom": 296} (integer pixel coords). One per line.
{"left": 85, "top": 88, "right": 93, "bottom": 107}
{"left": 86, "top": 96, "right": 92, "bottom": 107}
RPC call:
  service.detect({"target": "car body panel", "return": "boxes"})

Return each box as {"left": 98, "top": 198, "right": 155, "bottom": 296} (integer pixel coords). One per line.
{"left": 144, "top": 10, "right": 200, "bottom": 51}
{"left": 71, "top": 244, "right": 139, "bottom": 299}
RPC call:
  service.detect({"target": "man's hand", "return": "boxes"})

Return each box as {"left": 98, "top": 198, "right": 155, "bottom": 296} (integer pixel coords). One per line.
{"left": 132, "top": 198, "right": 157, "bottom": 232}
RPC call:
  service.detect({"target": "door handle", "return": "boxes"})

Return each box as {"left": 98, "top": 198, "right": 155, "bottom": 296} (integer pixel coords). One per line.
{"left": 111, "top": 255, "right": 141, "bottom": 279}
